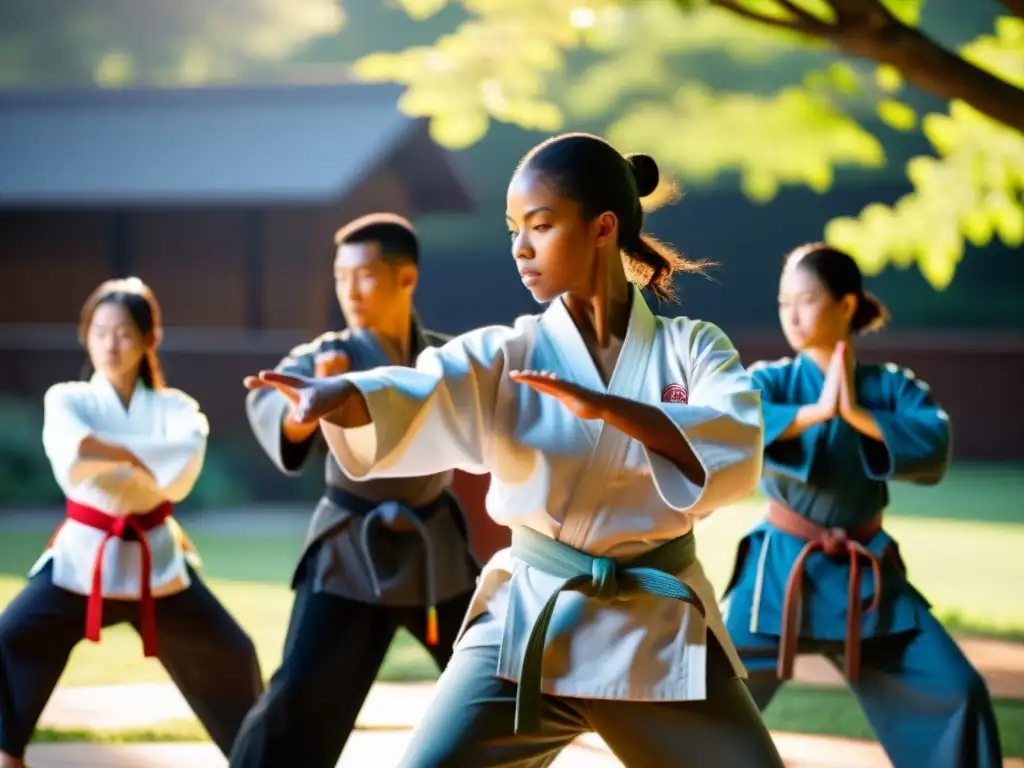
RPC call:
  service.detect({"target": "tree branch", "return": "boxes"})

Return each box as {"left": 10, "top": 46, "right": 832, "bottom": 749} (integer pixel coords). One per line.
{"left": 711, "top": 0, "right": 1024, "bottom": 133}
{"left": 774, "top": 0, "right": 836, "bottom": 32}
{"left": 1001, "top": 0, "right": 1024, "bottom": 19}
{"left": 709, "top": 0, "right": 833, "bottom": 35}
{"left": 836, "top": 18, "right": 1024, "bottom": 133}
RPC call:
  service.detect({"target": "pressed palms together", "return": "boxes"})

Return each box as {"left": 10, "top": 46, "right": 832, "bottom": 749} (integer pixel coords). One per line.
{"left": 815, "top": 340, "right": 883, "bottom": 441}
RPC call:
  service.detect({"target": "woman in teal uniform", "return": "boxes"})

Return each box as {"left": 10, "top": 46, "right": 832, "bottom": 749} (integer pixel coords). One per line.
{"left": 722, "top": 242, "right": 1003, "bottom": 768}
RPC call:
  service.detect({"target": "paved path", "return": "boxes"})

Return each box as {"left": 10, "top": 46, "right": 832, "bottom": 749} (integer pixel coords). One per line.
{"left": 23, "top": 729, "right": 1024, "bottom": 768}
{"left": 13, "top": 507, "right": 1024, "bottom": 766}
{"left": 33, "top": 676, "right": 1024, "bottom": 768}
{"left": 35, "top": 631, "right": 1024, "bottom": 736}
{"left": 791, "top": 635, "right": 1024, "bottom": 699}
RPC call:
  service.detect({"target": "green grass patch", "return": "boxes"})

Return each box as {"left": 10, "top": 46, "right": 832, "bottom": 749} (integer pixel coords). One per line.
{"left": 0, "top": 463, "right": 1022, "bottom": 689}
{"left": 29, "top": 689, "right": 1024, "bottom": 756}
{"left": 762, "top": 687, "right": 1024, "bottom": 757}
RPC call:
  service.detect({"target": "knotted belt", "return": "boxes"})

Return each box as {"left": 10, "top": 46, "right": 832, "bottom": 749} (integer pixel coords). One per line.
{"left": 327, "top": 485, "right": 450, "bottom": 646}
{"left": 509, "top": 526, "right": 705, "bottom": 734}
{"left": 52, "top": 500, "right": 173, "bottom": 657}
{"left": 769, "top": 500, "right": 885, "bottom": 683}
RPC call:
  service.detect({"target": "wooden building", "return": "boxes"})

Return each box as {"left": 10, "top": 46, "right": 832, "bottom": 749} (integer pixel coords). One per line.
{"left": 0, "top": 81, "right": 478, "bottom": 425}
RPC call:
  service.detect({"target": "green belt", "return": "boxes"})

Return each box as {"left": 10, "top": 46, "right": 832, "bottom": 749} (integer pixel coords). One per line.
{"left": 509, "top": 526, "right": 705, "bottom": 734}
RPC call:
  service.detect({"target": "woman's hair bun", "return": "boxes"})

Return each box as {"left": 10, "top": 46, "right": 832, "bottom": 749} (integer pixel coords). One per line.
{"left": 626, "top": 153, "right": 659, "bottom": 197}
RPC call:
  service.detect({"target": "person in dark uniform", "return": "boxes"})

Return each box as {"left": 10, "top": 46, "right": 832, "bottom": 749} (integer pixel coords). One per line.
{"left": 229, "top": 214, "right": 479, "bottom": 768}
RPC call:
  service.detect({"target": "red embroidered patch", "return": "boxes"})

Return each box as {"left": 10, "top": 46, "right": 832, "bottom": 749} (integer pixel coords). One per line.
{"left": 661, "top": 384, "right": 688, "bottom": 404}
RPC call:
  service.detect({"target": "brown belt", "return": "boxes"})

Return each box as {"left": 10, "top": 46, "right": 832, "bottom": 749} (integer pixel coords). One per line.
{"left": 768, "top": 500, "right": 884, "bottom": 683}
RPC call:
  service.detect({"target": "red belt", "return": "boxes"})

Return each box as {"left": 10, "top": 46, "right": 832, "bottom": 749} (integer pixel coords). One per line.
{"left": 58, "top": 500, "right": 173, "bottom": 657}
{"left": 768, "top": 501, "right": 884, "bottom": 683}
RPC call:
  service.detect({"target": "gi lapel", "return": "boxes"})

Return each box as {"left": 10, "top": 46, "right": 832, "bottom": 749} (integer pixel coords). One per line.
{"left": 91, "top": 372, "right": 144, "bottom": 424}
{"left": 544, "top": 286, "right": 657, "bottom": 548}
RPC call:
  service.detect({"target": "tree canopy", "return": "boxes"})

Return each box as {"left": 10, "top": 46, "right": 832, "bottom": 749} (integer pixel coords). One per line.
{"left": 350, "top": 0, "right": 1024, "bottom": 289}
{"left": 0, "top": 0, "right": 343, "bottom": 87}
{"left": 2, "top": 0, "right": 1020, "bottom": 289}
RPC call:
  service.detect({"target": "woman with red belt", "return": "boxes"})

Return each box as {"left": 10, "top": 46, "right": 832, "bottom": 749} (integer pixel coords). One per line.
{"left": 0, "top": 278, "right": 263, "bottom": 768}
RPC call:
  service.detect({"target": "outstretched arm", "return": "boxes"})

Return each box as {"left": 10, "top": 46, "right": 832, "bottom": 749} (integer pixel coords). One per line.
{"left": 245, "top": 326, "right": 512, "bottom": 480}
{"left": 246, "top": 339, "right": 327, "bottom": 475}
{"left": 512, "top": 321, "right": 764, "bottom": 517}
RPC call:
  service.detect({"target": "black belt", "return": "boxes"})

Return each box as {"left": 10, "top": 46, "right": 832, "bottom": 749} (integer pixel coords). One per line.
{"left": 324, "top": 485, "right": 449, "bottom": 522}
{"left": 324, "top": 485, "right": 454, "bottom": 646}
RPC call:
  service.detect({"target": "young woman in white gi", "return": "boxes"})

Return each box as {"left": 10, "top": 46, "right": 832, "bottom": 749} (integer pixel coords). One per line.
{"left": 244, "top": 133, "right": 784, "bottom": 767}
{"left": 0, "top": 278, "right": 262, "bottom": 768}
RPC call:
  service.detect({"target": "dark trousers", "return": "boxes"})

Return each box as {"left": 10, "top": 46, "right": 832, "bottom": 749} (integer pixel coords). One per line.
{"left": 0, "top": 561, "right": 263, "bottom": 758}
{"left": 228, "top": 549, "right": 473, "bottom": 768}
{"left": 727, "top": 601, "right": 1004, "bottom": 768}
{"left": 397, "top": 631, "right": 784, "bottom": 768}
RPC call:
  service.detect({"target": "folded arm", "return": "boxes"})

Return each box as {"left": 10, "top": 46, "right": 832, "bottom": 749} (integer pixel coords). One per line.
{"left": 97, "top": 392, "right": 209, "bottom": 502}
{"left": 42, "top": 385, "right": 130, "bottom": 489}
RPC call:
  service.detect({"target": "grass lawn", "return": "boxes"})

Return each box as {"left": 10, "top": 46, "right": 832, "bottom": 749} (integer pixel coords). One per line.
{"left": 2, "top": 462, "right": 1023, "bottom": 750}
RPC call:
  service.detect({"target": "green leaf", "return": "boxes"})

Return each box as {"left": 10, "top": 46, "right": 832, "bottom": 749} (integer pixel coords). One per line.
{"left": 392, "top": 0, "right": 450, "bottom": 20}
{"left": 877, "top": 99, "right": 917, "bottom": 131}
{"left": 874, "top": 64, "right": 902, "bottom": 94}
{"left": 741, "top": 169, "right": 779, "bottom": 202}
{"left": 992, "top": 200, "right": 1024, "bottom": 247}
{"left": 428, "top": 110, "right": 489, "bottom": 149}
{"left": 353, "top": 51, "right": 412, "bottom": 82}
{"left": 996, "top": 15, "right": 1024, "bottom": 46}
{"left": 825, "top": 61, "right": 861, "bottom": 96}
{"left": 918, "top": 235, "right": 962, "bottom": 291}
{"left": 823, "top": 216, "right": 888, "bottom": 275}
{"left": 494, "top": 99, "right": 564, "bottom": 131}
{"left": 921, "top": 113, "right": 957, "bottom": 155}
{"left": 738, "top": 0, "right": 835, "bottom": 25}
{"left": 804, "top": 160, "right": 833, "bottom": 193}
{"left": 880, "top": 0, "right": 925, "bottom": 26}
{"left": 960, "top": 208, "right": 994, "bottom": 248}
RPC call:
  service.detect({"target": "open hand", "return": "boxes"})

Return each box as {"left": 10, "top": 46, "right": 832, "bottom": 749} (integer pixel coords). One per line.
{"left": 244, "top": 371, "right": 353, "bottom": 424}
{"left": 509, "top": 370, "right": 608, "bottom": 420}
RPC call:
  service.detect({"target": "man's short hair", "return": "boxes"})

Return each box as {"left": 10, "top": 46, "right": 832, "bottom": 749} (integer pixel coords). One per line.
{"left": 333, "top": 213, "right": 419, "bottom": 265}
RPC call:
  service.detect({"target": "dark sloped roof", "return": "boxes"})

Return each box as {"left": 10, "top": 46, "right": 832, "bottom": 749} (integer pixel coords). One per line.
{"left": 0, "top": 82, "right": 475, "bottom": 211}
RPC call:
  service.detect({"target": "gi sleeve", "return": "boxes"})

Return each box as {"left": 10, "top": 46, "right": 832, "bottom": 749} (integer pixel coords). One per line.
{"left": 859, "top": 365, "right": 951, "bottom": 485}
{"left": 322, "top": 325, "right": 511, "bottom": 480}
{"left": 41, "top": 383, "right": 109, "bottom": 491}
{"left": 646, "top": 320, "right": 764, "bottom": 516}
{"left": 246, "top": 337, "right": 324, "bottom": 475}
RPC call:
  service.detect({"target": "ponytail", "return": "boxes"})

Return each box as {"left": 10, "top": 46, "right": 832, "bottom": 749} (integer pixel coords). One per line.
{"left": 622, "top": 233, "right": 711, "bottom": 304}
{"left": 851, "top": 291, "right": 890, "bottom": 334}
